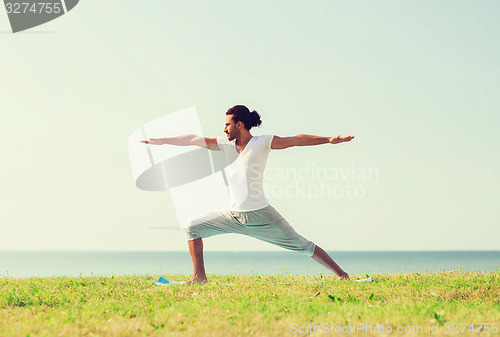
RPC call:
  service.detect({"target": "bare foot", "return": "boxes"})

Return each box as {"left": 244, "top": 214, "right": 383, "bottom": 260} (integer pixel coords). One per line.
{"left": 186, "top": 276, "right": 207, "bottom": 284}
{"left": 338, "top": 272, "right": 350, "bottom": 280}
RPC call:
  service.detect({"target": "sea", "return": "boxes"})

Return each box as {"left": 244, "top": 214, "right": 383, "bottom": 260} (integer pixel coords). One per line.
{"left": 0, "top": 251, "right": 499, "bottom": 278}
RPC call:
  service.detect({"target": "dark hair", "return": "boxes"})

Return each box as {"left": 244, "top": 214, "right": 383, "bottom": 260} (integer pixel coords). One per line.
{"left": 226, "top": 105, "right": 262, "bottom": 130}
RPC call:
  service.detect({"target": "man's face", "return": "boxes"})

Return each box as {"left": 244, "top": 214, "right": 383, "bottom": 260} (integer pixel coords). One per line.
{"left": 224, "top": 115, "right": 240, "bottom": 141}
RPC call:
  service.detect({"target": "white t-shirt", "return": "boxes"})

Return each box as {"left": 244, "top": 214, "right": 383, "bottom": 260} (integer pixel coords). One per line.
{"left": 216, "top": 134, "right": 274, "bottom": 211}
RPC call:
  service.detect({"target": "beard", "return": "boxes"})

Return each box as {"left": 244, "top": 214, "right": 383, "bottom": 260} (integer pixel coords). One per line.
{"left": 226, "top": 132, "right": 236, "bottom": 141}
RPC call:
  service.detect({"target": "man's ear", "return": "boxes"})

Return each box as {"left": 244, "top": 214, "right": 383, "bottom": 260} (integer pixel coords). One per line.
{"left": 236, "top": 121, "right": 243, "bottom": 129}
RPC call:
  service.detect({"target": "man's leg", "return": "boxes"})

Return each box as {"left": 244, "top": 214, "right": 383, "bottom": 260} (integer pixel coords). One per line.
{"left": 311, "top": 245, "right": 350, "bottom": 280}
{"left": 184, "top": 210, "right": 241, "bottom": 284}
{"left": 234, "top": 206, "right": 350, "bottom": 280}
{"left": 186, "top": 238, "right": 207, "bottom": 284}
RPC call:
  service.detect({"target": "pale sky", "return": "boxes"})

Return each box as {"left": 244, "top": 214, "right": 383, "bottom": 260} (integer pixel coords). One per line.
{"left": 1, "top": 0, "right": 499, "bottom": 252}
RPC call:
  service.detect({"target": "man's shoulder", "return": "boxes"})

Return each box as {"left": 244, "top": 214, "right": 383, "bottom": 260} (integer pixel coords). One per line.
{"left": 254, "top": 134, "right": 274, "bottom": 148}
{"left": 255, "top": 134, "right": 275, "bottom": 141}
{"left": 216, "top": 135, "right": 234, "bottom": 145}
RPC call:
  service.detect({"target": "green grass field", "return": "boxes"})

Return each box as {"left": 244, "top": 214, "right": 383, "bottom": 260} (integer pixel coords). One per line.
{"left": 1, "top": 271, "right": 499, "bottom": 336}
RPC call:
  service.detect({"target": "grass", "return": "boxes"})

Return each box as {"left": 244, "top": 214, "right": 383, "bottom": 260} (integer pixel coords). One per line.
{"left": 0, "top": 271, "right": 499, "bottom": 336}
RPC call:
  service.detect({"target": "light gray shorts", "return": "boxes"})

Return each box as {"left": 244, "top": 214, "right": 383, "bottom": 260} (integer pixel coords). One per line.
{"left": 184, "top": 205, "right": 316, "bottom": 257}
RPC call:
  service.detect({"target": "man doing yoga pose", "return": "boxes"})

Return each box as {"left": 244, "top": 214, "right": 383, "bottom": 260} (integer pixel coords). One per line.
{"left": 141, "top": 105, "right": 354, "bottom": 283}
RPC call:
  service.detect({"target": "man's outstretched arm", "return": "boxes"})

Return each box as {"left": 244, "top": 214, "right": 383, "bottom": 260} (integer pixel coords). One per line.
{"left": 140, "top": 135, "right": 220, "bottom": 151}
{"left": 271, "top": 134, "right": 354, "bottom": 150}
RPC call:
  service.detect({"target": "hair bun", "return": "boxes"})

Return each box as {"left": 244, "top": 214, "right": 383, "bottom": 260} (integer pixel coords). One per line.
{"left": 250, "top": 110, "right": 262, "bottom": 128}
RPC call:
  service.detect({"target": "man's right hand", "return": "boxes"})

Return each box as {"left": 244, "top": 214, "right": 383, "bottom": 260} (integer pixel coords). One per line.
{"left": 139, "top": 136, "right": 220, "bottom": 150}
{"left": 140, "top": 138, "right": 163, "bottom": 145}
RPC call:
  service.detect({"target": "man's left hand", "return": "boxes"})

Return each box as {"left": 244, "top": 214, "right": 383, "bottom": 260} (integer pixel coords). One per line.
{"left": 329, "top": 135, "right": 355, "bottom": 144}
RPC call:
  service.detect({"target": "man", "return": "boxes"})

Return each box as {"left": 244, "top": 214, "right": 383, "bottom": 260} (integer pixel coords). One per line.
{"left": 141, "top": 105, "right": 354, "bottom": 283}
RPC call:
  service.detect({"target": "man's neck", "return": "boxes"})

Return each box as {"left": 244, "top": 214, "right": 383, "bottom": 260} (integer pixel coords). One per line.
{"left": 236, "top": 131, "right": 253, "bottom": 147}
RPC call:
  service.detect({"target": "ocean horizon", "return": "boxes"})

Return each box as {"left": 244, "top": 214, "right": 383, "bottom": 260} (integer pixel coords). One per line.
{"left": 1, "top": 251, "right": 499, "bottom": 279}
